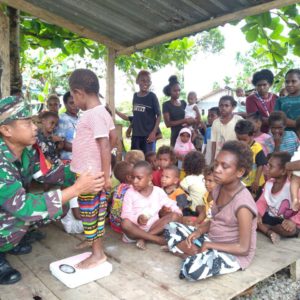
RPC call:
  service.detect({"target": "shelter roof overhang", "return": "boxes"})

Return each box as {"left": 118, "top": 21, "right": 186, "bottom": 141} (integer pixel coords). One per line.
{"left": 1, "top": 0, "right": 299, "bottom": 55}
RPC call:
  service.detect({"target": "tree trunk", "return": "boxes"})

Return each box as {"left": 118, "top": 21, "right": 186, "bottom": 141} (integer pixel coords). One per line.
{"left": 8, "top": 6, "right": 22, "bottom": 95}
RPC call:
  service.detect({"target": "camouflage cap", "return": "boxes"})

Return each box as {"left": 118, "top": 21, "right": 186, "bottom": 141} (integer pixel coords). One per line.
{"left": 0, "top": 96, "right": 40, "bottom": 125}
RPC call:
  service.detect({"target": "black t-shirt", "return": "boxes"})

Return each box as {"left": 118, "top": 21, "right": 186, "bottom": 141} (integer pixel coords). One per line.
{"left": 162, "top": 100, "right": 187, "bottom": 146}
{"left": 132, "top": 92, "right": 161, "bottom": 137}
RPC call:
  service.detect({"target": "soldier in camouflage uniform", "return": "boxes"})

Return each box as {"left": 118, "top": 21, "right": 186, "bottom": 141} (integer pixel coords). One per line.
{"left": 0, "top": 96, "right": 105, "bottom": 284}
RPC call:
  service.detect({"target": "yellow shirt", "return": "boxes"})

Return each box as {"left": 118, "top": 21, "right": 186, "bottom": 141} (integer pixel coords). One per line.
{"left": 242, "top": 141, "right": 266, "bottom": 187}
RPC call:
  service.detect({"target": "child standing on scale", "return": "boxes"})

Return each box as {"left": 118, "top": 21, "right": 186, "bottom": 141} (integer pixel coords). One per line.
{"left": 121, "top": 161, "right": 182, "bottom": 250}
{"left": 69, "top": 69, "right": 115, "bottom": 269}
{"left": 164, "top": 141, "right": 257, "bottom": 281}
{"left": 257, "top": 152, "right": 300, "bottom": 243}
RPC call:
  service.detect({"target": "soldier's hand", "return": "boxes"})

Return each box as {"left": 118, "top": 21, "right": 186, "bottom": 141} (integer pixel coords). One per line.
{"left": 74, "top": 172, "right": 105, "bottom": 195}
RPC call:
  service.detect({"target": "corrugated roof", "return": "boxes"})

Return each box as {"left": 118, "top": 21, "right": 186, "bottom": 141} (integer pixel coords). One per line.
{"left": 2, "top": 0, "right": 299, "bottom": 54}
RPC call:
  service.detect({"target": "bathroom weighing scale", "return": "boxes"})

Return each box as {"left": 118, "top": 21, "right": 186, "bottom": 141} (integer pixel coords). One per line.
{"left": 49, "top": 252, "right": 112, "bottom": 288}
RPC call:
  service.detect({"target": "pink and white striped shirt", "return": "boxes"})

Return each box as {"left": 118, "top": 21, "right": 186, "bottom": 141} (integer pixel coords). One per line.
{"left": 71, "top": 105, "right": 115, "bottom": 174}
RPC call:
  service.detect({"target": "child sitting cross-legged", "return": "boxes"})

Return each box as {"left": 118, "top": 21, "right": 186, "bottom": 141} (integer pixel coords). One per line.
{"left": 109, "top": 161, "right": 133, "bottom": 233}
{"left": 257, "top": 152, "right": 300, "bottom": 243}
{"left": 164, "top": 141, "right": 257, "bottom": 281}
{"left": 152, "top": 145, "right": 176, "bottom": 187}
{"left": 180, "top": 151, "right": 207, "bottom": 216}
{"left": 121, "top": 161, "right": 182, "bottom": 250}
{"left": 161, "top": 166, "right": 190, "bottom": 211}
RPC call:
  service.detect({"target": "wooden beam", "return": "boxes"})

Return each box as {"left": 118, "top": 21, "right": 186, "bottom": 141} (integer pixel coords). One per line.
{"left": 0, "top": 0, "right": 124, "bottom": 51}
{"left": 106, "top": 47, "right": 116, "bottom": 118}
{"left": 0, "top": 9, "right": 10, "bottom": 97}
{"left": 117, "top": 0, "right": 300, "bottom": 55}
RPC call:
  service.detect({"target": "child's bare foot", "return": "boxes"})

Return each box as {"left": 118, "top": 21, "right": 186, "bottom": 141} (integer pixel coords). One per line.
{"left": 154, "top": 236, "right": 166, "bottom": 246}
{"left": 136, "top": 239, "right": 146, "bottom": 250}
{"left": 160, "top": 245, "right": 169, "bottom": 252}
{"left": 268, "top": 230, "right": 280, "bottom": 244}
{"left": 75, "top": 240, "right": 90, "bottom": 250}
{"left": 75, "top": 253, "right": 107, "bottom": 269}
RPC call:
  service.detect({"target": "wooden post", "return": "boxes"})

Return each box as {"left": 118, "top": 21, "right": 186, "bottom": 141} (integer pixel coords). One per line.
{"left": 0, "top": 9, "right": 10, "bottom": 98}
{"left": 106, "top": 47, "right": 116, "bottom": 118}
{"left": 8, "top": 6, "right": 22, "bottom": 94}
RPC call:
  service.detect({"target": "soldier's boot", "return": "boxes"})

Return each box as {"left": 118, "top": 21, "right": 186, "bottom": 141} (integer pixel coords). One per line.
{"left": 8, "top": 243, "right": 32, "bottom": 255}
{"left": 0, "top": 253, "right": 21, "bottom": 284}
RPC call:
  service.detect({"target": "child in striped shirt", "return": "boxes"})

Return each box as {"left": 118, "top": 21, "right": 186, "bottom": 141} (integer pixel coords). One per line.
{"left": 69, "top": 69, "right": 115, "bottom": 269}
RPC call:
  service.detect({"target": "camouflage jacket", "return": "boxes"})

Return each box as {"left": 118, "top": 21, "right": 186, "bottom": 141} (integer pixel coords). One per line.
{"left": 0, "top": 137, "right": 75, "bottom": 252}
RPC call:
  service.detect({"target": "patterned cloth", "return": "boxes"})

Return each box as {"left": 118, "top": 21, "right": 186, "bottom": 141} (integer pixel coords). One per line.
{"left": 265, "top": 131, "right": 299, "bottom": 156}
{"left": 110, "top": 183, "right": 130, "bottom": 233}
{"left": 37, "top": 130, "right": 61, "bottom": 165}
{"left": 0, "top": 137, "right": 75, "bottom": 252}
{"left": 55, "top": 112, "right": 78, "bottom": 160}
{"left": 77, "top": 190, "right": 108, "bottom": 241}
{"left": 0, "top": 96, "right": 40, "bottom": 125}
{"left": 164, "top": 222, "right": 240, "bottom": 281}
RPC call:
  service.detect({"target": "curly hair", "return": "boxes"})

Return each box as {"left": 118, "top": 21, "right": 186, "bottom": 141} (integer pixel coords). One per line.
{"left": 69, "top": 69, "right": 99, "bottom": 94}
{"left": 286, "top": 68, "right": 300, "bottom": 79}
{"left": 125, "top": 150, "right": 145, "bottom": 166}
{"left": 157, "top": 145, "right": 176, "bottom": 163}
{"left": 136, "top": 70, "right": 151, "bottom": 83}
{"left": 234, "top": 119, "right": 254, "bottom": 136}
{"left": 203, "top": 164, "right": 214, "bottom": 177}
{"left": 252, "top": 69, "right": 274, "bottom": 86}
{"left": 183, "top": 150, "right": 206, "bottom": 176}
{"left": 221, "top": 141, "right": 253, "bottom": 177}
{"left": 163, "top": 75, "right": 180, "bottom": 97}
{"left": 113, "top": 161, "right": 132, "bottom": 183}
{"left": 247, "top": 111, "right": 263, "bottom": 122}
{"left": 164, "top": 165, "right": 180, "bottom": 178}
{"left": 219, "top": 95, "right": 237, "bottom": 108}
{"left": 268, "top": 111, "right": 287, "bottom": 127}
{"left": 39, "top": 111, "right": 59, "bottom": 120}
{"left": 270, "top": 151, "right": 291, "bottom": 169}
{"left": 133, "top": 160, "right": 152, "bottom": 175}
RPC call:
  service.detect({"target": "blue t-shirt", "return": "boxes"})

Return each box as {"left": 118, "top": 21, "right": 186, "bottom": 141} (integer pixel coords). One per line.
{"left": 55, "top": 113, "right": 78, "bottom": 160}
{"left": 204, "top": 127, "right": 212, "bottom": 145}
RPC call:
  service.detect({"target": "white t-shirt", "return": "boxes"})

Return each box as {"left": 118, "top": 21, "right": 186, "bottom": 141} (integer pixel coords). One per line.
{"left": 291, "top": 146, "right": 300, "bottom": 177}
{"left": 61, "top": 197, "right": 83, "bottom": 234}
{"left": 211, "top": 114, "right": 243, "bottom": 157}
{"left": 185, "top": 104, "right": 197, "bottom": 119}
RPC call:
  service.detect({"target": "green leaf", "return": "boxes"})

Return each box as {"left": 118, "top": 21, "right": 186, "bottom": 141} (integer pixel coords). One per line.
{"left": 270, "top": 23, "right": 284, "bottom": 39}
{"left": 260, "top": 12, "right": 272, "bottom": 27}
{"left": 245, "top": 26, "right": 259, "bottom": 43}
